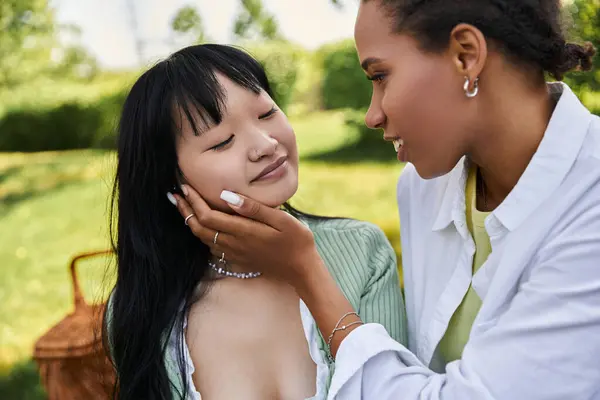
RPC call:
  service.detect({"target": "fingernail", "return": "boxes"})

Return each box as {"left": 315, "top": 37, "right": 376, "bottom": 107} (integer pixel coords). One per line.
{"left": 181, "top": 185, "right": 189, "bottom": 196}
{"left": 166, "top": 192, "right": 177, "bottom": 206}
{"left": 220, "top": 190, "right": 243, "bottom": 206}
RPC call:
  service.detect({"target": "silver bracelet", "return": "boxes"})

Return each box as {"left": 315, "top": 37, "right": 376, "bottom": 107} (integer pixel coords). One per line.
{"left": 326, "top": 311, "right": 363, "bottom": 362}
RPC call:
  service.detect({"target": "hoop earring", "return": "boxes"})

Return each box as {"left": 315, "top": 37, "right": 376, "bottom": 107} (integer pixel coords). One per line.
{"left": 464, "top": 77, "right": 479, "bottom": 98}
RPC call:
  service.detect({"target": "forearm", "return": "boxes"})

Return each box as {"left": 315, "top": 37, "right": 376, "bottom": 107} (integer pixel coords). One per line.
{"left": 294, "top": 259, "right": 362, "bottom": 358}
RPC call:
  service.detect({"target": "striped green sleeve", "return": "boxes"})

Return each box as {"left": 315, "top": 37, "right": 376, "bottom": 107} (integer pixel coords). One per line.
{"left": 105, "top": 291, "right": 115, "bottom": 361}
{"left": 357, "top": 225, "right": 408, "bottom": 346}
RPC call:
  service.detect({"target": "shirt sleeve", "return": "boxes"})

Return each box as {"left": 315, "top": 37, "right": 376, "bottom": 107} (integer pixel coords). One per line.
{"left": 357, "top": 225, "right": 408, "bottom": 346}
{"left": 328, "top": 196, "right": 600, "bottom": 400}
{"left": 104, "top": 290, "right": 115, "bottom": 361}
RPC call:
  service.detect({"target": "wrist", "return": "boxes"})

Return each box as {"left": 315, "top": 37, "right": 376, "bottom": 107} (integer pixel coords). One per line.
{"left": 291, "top": 257, "right": 359, "bottom": 358}
{"left": 292, "top": 254, "right": 329, "bottom": 300}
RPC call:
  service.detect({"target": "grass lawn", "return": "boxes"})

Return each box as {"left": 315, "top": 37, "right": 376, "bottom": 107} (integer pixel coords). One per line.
{"left": 0, "top": 110, "right": 404, "bottom": 398}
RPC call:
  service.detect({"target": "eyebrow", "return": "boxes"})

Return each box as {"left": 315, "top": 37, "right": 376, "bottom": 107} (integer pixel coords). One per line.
{"left": 361, "top": 57, "right": 383, "bottom": 71}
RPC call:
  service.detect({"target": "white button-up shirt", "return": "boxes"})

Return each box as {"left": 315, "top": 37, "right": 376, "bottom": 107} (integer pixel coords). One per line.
{"left": 328, "top": 83, "right": 600, "bottom": 400}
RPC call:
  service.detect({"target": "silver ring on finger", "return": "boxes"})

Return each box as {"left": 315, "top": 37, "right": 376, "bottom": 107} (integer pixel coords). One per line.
{"left": 213, "top": 231, "right": 220, "bottom": 245}
{"left": 184, "top": 213, "right": 195, "bottom": 226}
{"left": 219, "top": 252, "right": 226, "bottom": 264}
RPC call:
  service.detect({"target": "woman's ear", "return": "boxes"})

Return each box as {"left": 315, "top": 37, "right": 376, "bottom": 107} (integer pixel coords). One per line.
{"left": 448, "top": 23, "right": 488, "bottom": 81}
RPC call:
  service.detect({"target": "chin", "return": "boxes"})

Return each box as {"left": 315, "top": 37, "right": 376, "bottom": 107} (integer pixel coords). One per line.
{"left": 411, "top": 158, "right": 462, "bottom": 180}
{"left": 412, "top": 162, "right": 449, "bottom": 180}
{"left": 247, "top": 179, "right": 298, "bottom": 208}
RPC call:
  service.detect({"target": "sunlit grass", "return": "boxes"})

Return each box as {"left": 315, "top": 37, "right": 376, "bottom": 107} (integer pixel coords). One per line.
{"left": 0, "top": 150, "right": 117, "bottom": 370}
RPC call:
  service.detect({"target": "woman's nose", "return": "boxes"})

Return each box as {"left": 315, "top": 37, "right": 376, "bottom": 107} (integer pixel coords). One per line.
{"left": 249, "top": 131, "right": 278, "bottom": 161}
{"left": 365, "top": 95, "right": 385, "bottom": 129}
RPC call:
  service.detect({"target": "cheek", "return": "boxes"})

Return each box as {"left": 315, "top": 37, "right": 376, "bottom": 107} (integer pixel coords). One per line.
{"left": 382, "top": 62, "right": 470, "bottom": 176}
{"left": 273, "top": 119, "right": 299, "bottom": 164}
{"left": 384, "top": 62, "right": 463, "bottom": 145}
{"left": 178, "top": 153, "right": 245, "bottom": 212}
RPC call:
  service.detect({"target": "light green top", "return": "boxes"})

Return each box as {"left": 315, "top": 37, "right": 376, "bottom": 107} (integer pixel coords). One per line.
{"left": 107, "top": 217, "right": 408, "bottom": 398}
{"left": 437, "top": 167, "right": 492, "bottom": 363}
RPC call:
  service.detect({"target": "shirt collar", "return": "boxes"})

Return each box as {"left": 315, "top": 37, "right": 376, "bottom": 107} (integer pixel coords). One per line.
{"left": 432, "top": 157, "right": 469, "bottom": 232}
{"left": 432, "top": 83, "right": 593, "bottom": 232}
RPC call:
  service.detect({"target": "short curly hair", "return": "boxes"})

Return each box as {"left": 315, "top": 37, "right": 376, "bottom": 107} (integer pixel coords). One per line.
{"left": 365, "top": 0, "right": 596, "bottom": 80}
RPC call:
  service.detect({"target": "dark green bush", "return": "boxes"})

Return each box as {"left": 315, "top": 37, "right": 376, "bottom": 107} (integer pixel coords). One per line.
{"left": 319, "top": 39, "right": 372, "bottom": 110}
{"left": 0, "top": 90, "right": 126, "bottom": 152}
{"left": 91, "top": 90, "right": 127, "bottom": 149}
{"left": 338, "top": 108, "right": 397, "bottom": 163}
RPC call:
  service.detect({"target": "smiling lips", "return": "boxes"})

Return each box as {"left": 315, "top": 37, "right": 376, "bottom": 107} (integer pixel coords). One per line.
{"left": 393, "top": 139, "right": 403, "bottom": 152}
{"left": 384, "top": 137, "right": 406, "bottom": 162}
{"left": 251, "top": 155, "right": 288, "bottom": 182}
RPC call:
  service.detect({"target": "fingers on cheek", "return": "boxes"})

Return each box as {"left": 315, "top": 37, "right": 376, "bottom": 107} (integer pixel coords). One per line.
{"left": 177, "top": 198, "right": 192, "bottom": 217}
{"left": 210, "top": 242, "right": 229, "bottom": 257}
{"left": 214, "top": 234, "right": 231, "bottom": 249}
{"left": 190, "top": 224, "right": 213, "bottom": 245}
{"left": 197, "top": 212, "right": 217, "bottom": 229}
{"left": 188, "top": 223, "right": 202, "bottom": 238}
{"left": 175, "top": 201, "right": 184, "bottom": 216}
{"left": 221, "top": 240, "right": 244, "bottom": 257}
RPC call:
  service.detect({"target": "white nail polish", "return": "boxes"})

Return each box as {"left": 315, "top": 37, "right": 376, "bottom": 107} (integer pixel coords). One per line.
{"left": 166, "top": 192, "right": 177, "bottom": 206}
{"left": 220, "top": 190, "right": 243, "bottom": 206}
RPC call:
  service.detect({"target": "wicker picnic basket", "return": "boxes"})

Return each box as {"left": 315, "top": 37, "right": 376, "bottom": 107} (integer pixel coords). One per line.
{"left": 33, "top": 250, "right": 116, "bottom": 399}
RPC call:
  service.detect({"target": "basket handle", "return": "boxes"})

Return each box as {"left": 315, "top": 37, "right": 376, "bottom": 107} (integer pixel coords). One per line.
{"left": 69, "top": 250, "right": 114, "bottom": 309}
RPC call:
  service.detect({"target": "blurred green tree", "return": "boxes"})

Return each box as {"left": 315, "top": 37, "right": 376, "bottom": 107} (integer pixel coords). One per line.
{"left": 233, "top": 0, "right": 282, "bottom": 41}
{"left": 50, "top": 44, "right": 99, "bottom": 80}
{"left": 171, "top": 5, "right": 208, "bottom": 44}
{"left": 0, "top": 0, "right": 55, "bottom": 87}
{"left": 0, "top": 0, "right": 97, "bottom": 87}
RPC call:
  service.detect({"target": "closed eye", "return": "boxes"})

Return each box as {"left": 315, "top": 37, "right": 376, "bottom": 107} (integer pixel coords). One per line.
{"left": 259, "top": 106, "right": 278, "bottom": 119}
{"left": 210, "top": 135, "right": 234, "bottom": 151}
{"left": 367, "top": 73, "right": 386, "bottom": 83}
